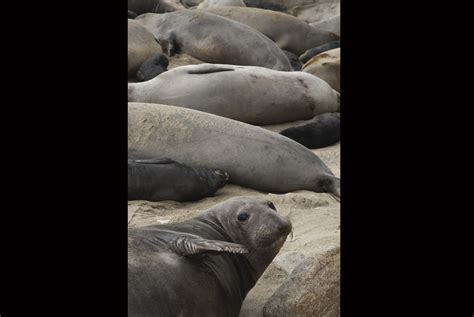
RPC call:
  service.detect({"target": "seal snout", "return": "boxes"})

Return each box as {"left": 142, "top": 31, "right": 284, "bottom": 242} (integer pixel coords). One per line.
{"left": 277, "top": 219, "right": 292, "bottom": 236}
{"left": 215, "top": 170, "right": 230, "bottom": 181}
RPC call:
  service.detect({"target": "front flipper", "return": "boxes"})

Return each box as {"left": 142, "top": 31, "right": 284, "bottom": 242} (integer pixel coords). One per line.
{"left": 186, "top": 64, "right": 235, "bottom": 75}
{"left": 151, "top": 230, "right": 248, "bottom": 256}
{"left": 170, "top": 236, "right": 248, "bottom": 256}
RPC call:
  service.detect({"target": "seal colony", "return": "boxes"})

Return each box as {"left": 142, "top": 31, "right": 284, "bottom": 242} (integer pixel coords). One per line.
{"left": 128, "top": 0, "right": 340, "bottom": 314}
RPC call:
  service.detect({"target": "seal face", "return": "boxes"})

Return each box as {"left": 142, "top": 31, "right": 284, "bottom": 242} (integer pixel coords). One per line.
{"left": 128, "top": 157, "right": 229, "bottom": 202}
{"left": 128, "top": 196, "right": 292, "bottom": 317}
{"left": 135, "top": 53, "right": 169, "bottom": 81}
{"left": 280, "top": 112, "right": 340, "bottom": 149}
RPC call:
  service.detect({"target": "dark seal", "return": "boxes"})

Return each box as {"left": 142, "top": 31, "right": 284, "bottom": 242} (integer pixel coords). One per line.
{"left": 283, "top": 49, "right": 303, "bottom": 71}
{"left": 299, "top": 40, "right": 340, "bottom": 64}
{"left": 128, "top": 196, "right": 292, "bottom": 316}
{"left": 128, "top": 157, "right": 229, "bottom": 202}
{"left": 280, "top": 112, "right": 340, "bottom": 149}
{"left": 136, "top": 53, "right": 169, "bottom": 82}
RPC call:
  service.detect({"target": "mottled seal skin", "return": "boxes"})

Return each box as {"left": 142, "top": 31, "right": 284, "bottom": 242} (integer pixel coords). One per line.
{"left": 128, "top": 103, "right": 340, "bottom": 198}
{"left": 288, "top": 1, "right": 340, "bottom": 23}
{"left": 135, "top": 53, "right": 169, "bottom": 82}
{"left": 202, "top": 7, "right": 339, "bottom": 56}
{"left": 280, "top": 112, "right": 340, "bottom": 149}
{"left": 299, "top": 40, "right": 340, "bottom": 64}
{"left": 128, "top": 196, "right": 292, "bottom": 317}
{"left": 302, "top": 48, "right": 340, "bottom": 92}
{"left": 128, "top": 157, "right": 229, "bottom": 202}
{"left": 128, "top": 0, "right": 184, "bottom": 14}
{"left": 135, "top": 11, "right": 292, "bottom": 71}
{"left": 128, "top": 19, "right": 162, "bottom": 78}
{"left": 128, "top": 64, "right": 339, "bottom": 125}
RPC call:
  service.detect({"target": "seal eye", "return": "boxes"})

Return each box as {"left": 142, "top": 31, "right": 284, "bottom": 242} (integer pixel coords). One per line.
{"left": 237, "top": 212, "right": 250, "bottom": 222}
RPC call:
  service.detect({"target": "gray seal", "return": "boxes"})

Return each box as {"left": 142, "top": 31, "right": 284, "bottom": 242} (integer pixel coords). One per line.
{"left": 202, "top": 7, "right": 339, "bottom": 56}
{"left": 134, "top": 10, "right": 292, "bottom": 71}
{"left": 128, "top": 103, "right": 341, "bottom": 198}
{"left": 128, "top": 157, "right": 229, "bottom": 202}
{"left": 128, "top": 196, "right": 292, "bottom": 317}
{"left": 280, "top": 112, "right": 340, "bottom": 149}
{"left": 128, "top": 64, "right": 339, "bottom": 125}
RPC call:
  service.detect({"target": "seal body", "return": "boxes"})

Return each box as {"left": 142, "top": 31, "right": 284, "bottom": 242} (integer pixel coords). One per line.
{"left": 280, "top": 112, "right": 340, "bottom": 149}
{"left": 288, "top": 1, "right": 340, "bottom": 23}
{"left": 202, "top": 7, "right": 339, "bottom": 55}
{"left": 128, "top": 0, "right": 184, "bottom": 15}
{"left": 134, "top": 11, "right": 292, "bottom": 71}
{"left": 302, "top": 48, "right": 340, "bottom": 92}
{"left": 128, "top": 158, "right": 229, "bottom": 202}
{"left": 310, "top": 14, "right": 340, "bottom": 37}
{"left": 128, "top": 64, "right": 339, "bottom": 125}
{"left": 128, "top": 19, "right": 162, "bottom": 78}
{"left": 128, "top": 103, "right": 340, "bottom": 197}
{"left": 128, "top": 196, "right": 292, "bottom": 317}
{"left": 135, "top": 53, "right": 169, "bottom": 81}
{"left": 299, "top": 40, "right": 340, "bottom": 64}
{"left": 197, "top": 0, "right": 246, "bottom": 8}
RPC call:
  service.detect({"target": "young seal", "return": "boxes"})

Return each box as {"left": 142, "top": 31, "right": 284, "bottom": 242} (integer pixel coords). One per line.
{"left": 128, "top": 157, "right": 229, "bottom": 202}
{"left": 299, "top": 40, "right": 340, "bottom": 64}
{"left": 134, "top": 10, "right": 292, "bottom": 71}
{"left": 128, "top": 196, "right": 292, "bottom": 316}
{"left": 128, "top": 63, "right": 339, "bottom": 125}
{"left": 135, "top": 53, "right": 169, "bottom": 82}
{"left": 128, "top": 103, "right": 341, "bottom": 198}
{"left": 280, "top": 112, "right": 340, "bottom": 149}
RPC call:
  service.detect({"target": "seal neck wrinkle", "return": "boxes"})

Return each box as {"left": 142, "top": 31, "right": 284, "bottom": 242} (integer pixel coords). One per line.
{"left": 197, "top": 217, "right": 258, "bottom": 297}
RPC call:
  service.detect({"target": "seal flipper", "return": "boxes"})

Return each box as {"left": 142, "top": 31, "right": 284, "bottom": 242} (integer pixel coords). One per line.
{"left": 170, "top": 236, "right": 248, "bottom": 256}
{"left": 186, "top": 64, "right": 235, "bottom": 75}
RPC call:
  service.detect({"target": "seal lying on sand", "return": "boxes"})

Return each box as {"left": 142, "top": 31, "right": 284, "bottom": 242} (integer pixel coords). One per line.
{"left": 128, "top": 103, "right": 341, "bottom": 198}
{"left": 202, "top": 7, "right": 339, "bottom": 56}
{"left": 128, "top": 196, "right": 292, "bottom": 317}
{"left": 134, "top": 11, "right": 291, "bottom": 71}
{"left": 128, "top": 157, "right": 229, "bottom": 202}
{"left": 128, "top": 64, "right": 339, "bottom": 125}
{"left": 280, "top": 112, "right": 340, "bottom": 149}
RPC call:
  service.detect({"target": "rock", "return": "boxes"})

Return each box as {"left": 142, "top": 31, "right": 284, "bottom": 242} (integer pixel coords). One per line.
{"left": 272, "top": 251, "right": 306, "bottom": 275}
{"left": 262, "top": 247, "right": 340, "bottom": 317}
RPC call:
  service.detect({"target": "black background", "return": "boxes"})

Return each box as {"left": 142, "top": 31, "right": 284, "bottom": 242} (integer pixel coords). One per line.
{"left": 0, "top": 0, "right": 472, "bottom": 315}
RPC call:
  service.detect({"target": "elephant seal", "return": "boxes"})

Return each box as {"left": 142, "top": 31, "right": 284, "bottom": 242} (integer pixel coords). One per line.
{"left": 134, "top": 11, "right": 292, "bottom": 71}
{"left": 128, "top": 19, "right": 162, "bottom": 78}
{"left": 197, "top": 0, "right": 246, "bottom": 8}
{"left": 280, "top": 112, "right": 340, "bottom": 149}
{"left": 283, "top": 50, "right": 302, "bottom": 71}
{"left": 128, "top": 157, "right": 229, "bottom": 202}
{"left": 128, "top": 196, "right": 292, "bottom": 316}
{"left": 128, "top": 103, "right": 340, "bottom": 198}
{"left": 202, "top": 7, "right": 339, "bottom": 56}
{"left": 302, "top": 48, "right": 340, "bottom": 91}
{"left": 299, "top": 40, "right": 340, "bottom": 64}
{"left": 287, "top": 1, "right": 340, "bottom": 24}
{"left": 128, "top": 63, "right": 340, "bottom": 125}
{"left": 128, "top": 0, "right": 184, "bottom": 14}
{"left": 310, "top": 14, "right": 340, "bottom": 37}
{"left": 243, "top": 0, "right": 331, "bottom": 11}
{"left": 135, "top": 53, "right": 169, "bottom": 81}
